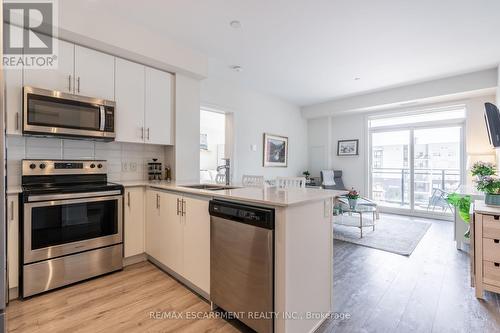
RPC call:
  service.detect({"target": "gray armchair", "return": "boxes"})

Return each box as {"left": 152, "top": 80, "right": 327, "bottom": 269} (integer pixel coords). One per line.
{"left": 320, "top": 170, "right": 346, "bottom": 190}
{"left": 321, "top": 169, "right": 379, "bottom": 219}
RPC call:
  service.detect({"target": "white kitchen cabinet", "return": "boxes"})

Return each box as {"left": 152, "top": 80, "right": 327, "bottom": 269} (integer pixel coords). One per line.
{"left": 182, "top": 195, "right": 210, "bottom": 293}
{"left": 5, "top": 68, "right": 23, "bottom": 135}
{"left": 74, "top": 45, "right": 115, "bottom": 100}
{"left": 23, "top": 39, "right": 75, "bottom": 93}
{"left": 145, "top": 190, "right": 165, "bottom": 263}
{"left": 145, "top": 189, "right": 182, "bottom": 273}
{"left": 7, "top": 194, "right": 19, "bottom": 291}
{"left": 160, "top": 191, "right": 184, "bottom": 273}
{"left": 145, "top": 189, "right": 210, "bottom": 294}
{"left": 124, "top": 187, "right": 145, "bottom": 258}
{"left": 115, "top": 59, "right": 145, "bottom": 143}
{"left": 145, "top": 68, "right": 173, "bottom": 145}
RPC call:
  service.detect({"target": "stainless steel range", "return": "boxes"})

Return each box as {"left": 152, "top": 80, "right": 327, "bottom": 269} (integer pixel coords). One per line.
{"left": 20, "top": 159, "right": 124, "bottom": 298}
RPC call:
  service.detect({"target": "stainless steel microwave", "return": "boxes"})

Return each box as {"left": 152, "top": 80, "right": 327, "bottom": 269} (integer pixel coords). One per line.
{"left": 23, "top": 86, "right": 116, "bottom": 141}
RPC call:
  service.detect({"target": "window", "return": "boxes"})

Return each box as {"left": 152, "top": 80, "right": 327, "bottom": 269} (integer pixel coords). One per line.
{"left": 369, "top": 107, "right": 465, "bottom": 128}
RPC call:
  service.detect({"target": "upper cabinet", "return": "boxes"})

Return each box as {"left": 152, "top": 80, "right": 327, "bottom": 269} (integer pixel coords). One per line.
{"left": 7, "top": 37, "right": 173, "bottom": 146}
{"left": 114, "top": 59, "right": 174, "bottom": 145}
{"left": 24, "top": 40, "right": 75, "bottom": 93}
{"left": 74, "top": 46, "right": 115, "bottom": 101}
{"left": 24, "top": 42, "right": 115, "bottom": 100}
{"left": 145, "top": 68, "right": 173, "bottom": 145}
{"left": 115, "top": 58, "right": 145, "bottom": 143}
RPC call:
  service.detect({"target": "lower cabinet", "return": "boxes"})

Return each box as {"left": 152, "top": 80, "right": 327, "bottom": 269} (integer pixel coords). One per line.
{"left": 145, "top": 189, "right": 210, "bottom": 294}
{"left": 124, "top": 187, "right": 145, "bottom": 258}
{"left": 7, "top": 194, "right": 19, "bottom": 292}
{"left": 182, "top": 196, "right": 210, "bottom": 293}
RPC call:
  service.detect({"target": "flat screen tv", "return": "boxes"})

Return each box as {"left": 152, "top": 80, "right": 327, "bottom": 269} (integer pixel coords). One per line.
{"left": 484, "top": 102, "right": 500, "bottom": 147}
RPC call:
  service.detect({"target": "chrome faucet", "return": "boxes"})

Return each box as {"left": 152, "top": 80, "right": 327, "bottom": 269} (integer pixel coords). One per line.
{"left": 216, "top": 158, "right": 231, "bottom": 185}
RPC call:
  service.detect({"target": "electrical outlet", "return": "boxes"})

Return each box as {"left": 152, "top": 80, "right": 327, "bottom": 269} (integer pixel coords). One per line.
{"left": 121, "top": 162, "right": 128, "bottom": 172}
{"left": 250, "top": 144, "right": 257, "bottom": 152}
{"left": 130, "top": 162, "right": 137, "bottom": 172}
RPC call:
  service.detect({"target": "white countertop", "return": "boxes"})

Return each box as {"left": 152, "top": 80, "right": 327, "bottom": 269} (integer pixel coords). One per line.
{"left": 143, "top": 181, "right": 346, "bottom": 207}
{"left": 474, "top": 200, "right": 500, "bottom": 215}
{"left": 6, "top": 180, "right": 347, "bottom": 207}
{"left": 6, "top": 186, "right": 22, "bottom": 195}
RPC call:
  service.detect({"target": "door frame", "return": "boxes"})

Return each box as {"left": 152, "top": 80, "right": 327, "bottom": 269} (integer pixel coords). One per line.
{"left": 200, "top": 104, "right": 235, "bottom": 181}
{"left": 368, "top": 119, "right": 466, "bottom": 220}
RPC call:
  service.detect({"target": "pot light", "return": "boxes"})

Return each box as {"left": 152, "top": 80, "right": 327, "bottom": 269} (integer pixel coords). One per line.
{"left": 230, "top": 20, "right": 242, "bottom": 29}
{"left": 230, "top": 65, "right": 243, "bottom": 72}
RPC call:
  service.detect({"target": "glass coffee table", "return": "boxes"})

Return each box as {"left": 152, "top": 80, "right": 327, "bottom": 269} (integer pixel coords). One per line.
{"left": 334, "top": 199, "right": 377, "bottom": 238}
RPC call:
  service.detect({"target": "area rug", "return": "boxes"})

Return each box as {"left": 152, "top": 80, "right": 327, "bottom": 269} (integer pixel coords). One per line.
{"left": 333, "top": 214, "right": 431, "bottom": 256}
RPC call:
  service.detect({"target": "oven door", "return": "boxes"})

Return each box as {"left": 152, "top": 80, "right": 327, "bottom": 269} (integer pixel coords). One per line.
{"left": 23, "top": 86, "right": 115, "bottom": 140}
{"left": 23, "top": 193, "right": 123, "bottom": 264}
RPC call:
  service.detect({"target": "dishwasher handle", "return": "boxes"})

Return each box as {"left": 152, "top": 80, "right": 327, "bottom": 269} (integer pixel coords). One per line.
{"left": 209, "top": 200, "right": 275, "bottom": 230}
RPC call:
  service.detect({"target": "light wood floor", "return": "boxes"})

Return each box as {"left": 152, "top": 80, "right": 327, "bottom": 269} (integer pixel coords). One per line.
{"left": 7, "top": 261, "right": 243, "bottom": 333}
{"left": 7, "top": 214, "right": 500, "bottom": 333}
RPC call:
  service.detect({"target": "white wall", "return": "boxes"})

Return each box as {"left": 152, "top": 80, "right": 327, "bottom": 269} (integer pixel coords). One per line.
{"left": 201, "top": 77, "right": 308, "bottom": 181}
{"left": 308, "top": 95, "right": 496, "bottom": 195}
{"left": 6, "top": 136, "right": 166, "bottom": 188}
{"left": 175, "top": 74, "right": 201, "bottom": 181}
{"left": 58, "top": 2, "right": 207, "bottom": 78}
{"left": 497, "top": 65, "right": 500, "bottom": 103}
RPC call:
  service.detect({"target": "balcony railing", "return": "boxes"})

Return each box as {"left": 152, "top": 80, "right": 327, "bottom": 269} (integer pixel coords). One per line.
{"left": 371, "top": 167, "right": 461, "bottom": 209}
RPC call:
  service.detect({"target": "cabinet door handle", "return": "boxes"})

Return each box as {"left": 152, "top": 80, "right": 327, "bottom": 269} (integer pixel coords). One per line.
{"left": 10, "top": 201, "right": 14, "bottom": 221}
{"left": 146, "top": 128, "right": 150, "bottom": 141}
{"left": 68, "top": 74, "right": 72, "bottom": 92}
{"left": 494, "top": 239, "right": 499, "bottom": 244}
{"left": 77, "top": 77, "right": 81, "bottom": 93}
{"left": 181, "top": 199, "right": 186, "bottom": 217}
{"left": 15, "top": 112, "right": 19, "bottom": 130}
{"left": 495, "top": 262, "right": 500, "bottom": 267}
{"left": 176, "top": 198, "right": 180, "bottom": 215}
{"left": 127, "top": 192, "right": 131, "bottom": 207}
{"left": 141, "top": 127, "right": 144, "bottom": 139}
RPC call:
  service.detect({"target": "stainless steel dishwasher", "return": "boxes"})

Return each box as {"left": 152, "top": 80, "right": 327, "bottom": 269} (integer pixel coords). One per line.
{"left": 209, "top": 200, "right": 275, "bottom": 333}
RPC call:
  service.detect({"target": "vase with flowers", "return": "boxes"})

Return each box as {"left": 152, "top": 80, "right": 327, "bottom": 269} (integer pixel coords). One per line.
{"left": 476, "top": 175, "right": 500, "bottom": 206}
{"left": 346, "top": 188, "right": 360, "bottom": 209}
{"left": 471, "top": 161, "right": 496, "bottom": 182}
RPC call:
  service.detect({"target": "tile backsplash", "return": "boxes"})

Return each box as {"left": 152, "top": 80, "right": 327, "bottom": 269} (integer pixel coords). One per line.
{"left": 6, "top": 135, "right": 170, "bottom": 187}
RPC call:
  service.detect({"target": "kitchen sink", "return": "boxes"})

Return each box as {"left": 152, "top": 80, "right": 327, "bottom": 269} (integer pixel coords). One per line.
{"left": 180, "top": 184, "right": 239, "bottom": 191}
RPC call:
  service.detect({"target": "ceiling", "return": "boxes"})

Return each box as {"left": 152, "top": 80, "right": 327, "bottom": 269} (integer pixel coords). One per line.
{"left": 81, "top": 0, "right": 500, "bottom": 106}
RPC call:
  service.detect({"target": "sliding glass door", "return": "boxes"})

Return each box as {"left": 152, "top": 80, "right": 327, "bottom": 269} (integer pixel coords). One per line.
{"left": 371, "top": 130, "right": 411, "bottom": 209}
{"left": 413, "top": 127, "right": 462, "bottom": 212}
{"left": 369, "top": 109, "right": 465, "bottom": 217}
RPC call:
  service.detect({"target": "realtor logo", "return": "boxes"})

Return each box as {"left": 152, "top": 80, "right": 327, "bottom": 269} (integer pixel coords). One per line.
{"left": 3, "top": 0, "right": 58, "bottom": 69}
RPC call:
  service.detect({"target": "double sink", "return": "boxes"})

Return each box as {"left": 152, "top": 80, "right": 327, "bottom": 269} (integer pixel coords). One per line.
{"left": 180, "top": 184, "right": 239, "bottom": 191}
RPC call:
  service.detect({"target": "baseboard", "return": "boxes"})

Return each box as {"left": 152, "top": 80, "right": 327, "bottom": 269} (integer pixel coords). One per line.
{"left": 146, "top": 255, "right": 210, "bottom": 301}
{"left": 123, "top": 253, "right": 147, "bottom": 266}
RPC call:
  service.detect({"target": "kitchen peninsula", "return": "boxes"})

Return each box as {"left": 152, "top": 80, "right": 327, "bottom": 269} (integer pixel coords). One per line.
{"left": 125, "top": 181, "right": 346, "bottom": 333}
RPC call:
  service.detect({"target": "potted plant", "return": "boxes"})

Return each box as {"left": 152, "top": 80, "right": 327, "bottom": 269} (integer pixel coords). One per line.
{"left": 302, "top": 170, "right": 310, "bottom": 180}
{"left": 446, "top": 193, "right": 472, "bottom": 238}
{"left": 471, "top": 161, "right": 495, "bottom": 181}
{"left": 346, "top": 188, "right": 360, "bottom": 209}
{"left": 476, "top": 176, "right": 500, "bottom": 206}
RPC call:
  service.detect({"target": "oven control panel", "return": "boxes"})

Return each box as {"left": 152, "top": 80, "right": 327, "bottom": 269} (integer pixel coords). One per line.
{"left": 22, "top": 160, "right": 107, "bottom": 175}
